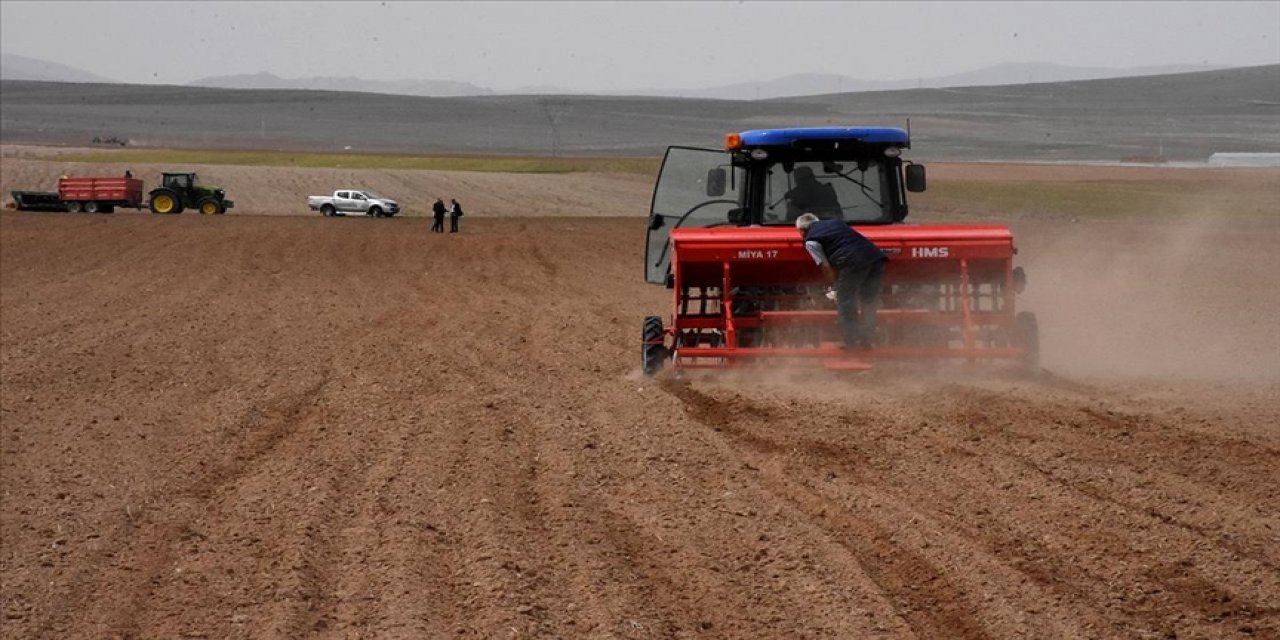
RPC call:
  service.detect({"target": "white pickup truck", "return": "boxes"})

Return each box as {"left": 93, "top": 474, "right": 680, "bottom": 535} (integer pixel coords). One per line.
{"left": 307, "top": 189, "right": 401, "bottom": 217}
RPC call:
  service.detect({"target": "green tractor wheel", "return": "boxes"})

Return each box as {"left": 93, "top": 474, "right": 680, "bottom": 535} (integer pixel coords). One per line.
{"left": 197, "top": 198, "right": 222, "bottom": 216}
{"left": 150, "top": 191, "right": 180, "bottom": 214}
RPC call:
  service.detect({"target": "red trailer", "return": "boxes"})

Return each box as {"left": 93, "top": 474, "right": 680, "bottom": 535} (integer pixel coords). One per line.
{"left": 57, "top": 176, "right": 145, "bottom": 213}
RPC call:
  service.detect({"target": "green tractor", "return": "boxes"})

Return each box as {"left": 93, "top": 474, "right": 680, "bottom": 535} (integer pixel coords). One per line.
{"left": 148, "top": 172, "right": 234, "bottom": 215}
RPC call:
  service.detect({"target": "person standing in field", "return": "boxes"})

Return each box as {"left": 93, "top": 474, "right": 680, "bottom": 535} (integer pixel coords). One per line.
{"left": 449, "top": 198, "right": 464, "bottom": 233}
{"left": 431, "top": 198, "right": 447, "bottom": 233}
{"left": 795, "top": 212, "right": 887, "bottom": 350}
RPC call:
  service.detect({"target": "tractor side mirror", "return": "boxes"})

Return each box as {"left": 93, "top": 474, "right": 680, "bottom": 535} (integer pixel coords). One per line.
{"left": 905, "top": 164, "right": 927, "bottom": 192}
{"left": 706, "top": 168, "right": 726, "bottom": 197}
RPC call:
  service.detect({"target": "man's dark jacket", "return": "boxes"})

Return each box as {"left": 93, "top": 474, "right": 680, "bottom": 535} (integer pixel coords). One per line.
{"left": 804, "top": 219, "right": 886, "bottom": 270}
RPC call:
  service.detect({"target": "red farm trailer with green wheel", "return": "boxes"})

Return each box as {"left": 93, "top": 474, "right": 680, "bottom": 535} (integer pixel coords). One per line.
{"left": 10, "top": 172, "right": 233, "bottom": 215}
{"left": 642, "top": 126, "right": 1037, "bottom": 375}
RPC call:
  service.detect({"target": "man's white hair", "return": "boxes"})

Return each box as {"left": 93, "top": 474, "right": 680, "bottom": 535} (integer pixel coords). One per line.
{"left": 795, "top": 212, "right": 820, "bottom": 231}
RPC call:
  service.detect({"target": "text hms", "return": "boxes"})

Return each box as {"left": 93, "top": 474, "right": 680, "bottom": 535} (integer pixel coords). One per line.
{"left": 911, "top": 247, "right": 950, "bottom": 258}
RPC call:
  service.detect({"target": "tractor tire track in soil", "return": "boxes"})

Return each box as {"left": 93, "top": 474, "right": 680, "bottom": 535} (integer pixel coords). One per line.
{"left": 2, "top": 212, "right": 1278, "bottom": 639}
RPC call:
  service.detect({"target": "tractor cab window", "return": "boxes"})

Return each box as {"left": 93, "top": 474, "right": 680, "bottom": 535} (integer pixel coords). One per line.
{"left": 645, "top": 146, "right": 743, "bottom": 284}
{"left": 762, "top": 160, "right": 888, "bottom": 225}
{"left": 164, "top": 174, "right": 193, "bottom": 190}
{"left": 651, "top": 148, "right": 743, "bottom": 227}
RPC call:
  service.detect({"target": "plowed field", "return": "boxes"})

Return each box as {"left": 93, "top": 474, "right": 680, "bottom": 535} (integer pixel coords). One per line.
{"left": 2, "top": 189, "right": 1278, "bottom": 638}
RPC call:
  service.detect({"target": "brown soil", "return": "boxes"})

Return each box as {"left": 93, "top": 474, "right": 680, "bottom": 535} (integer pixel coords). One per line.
{"left": 2, "top": 161, "right": 1278, "bottom": 639}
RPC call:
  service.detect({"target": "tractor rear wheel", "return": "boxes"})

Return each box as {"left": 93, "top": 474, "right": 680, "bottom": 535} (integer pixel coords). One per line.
{"left": 1016, "top": 311, "right": 1040, "bottom": 369}
{"left": 642, "top": 316, "right": 667, "bottom": 377}
{"left": 83, "top": 201, "right": 100, "bottom": 214}
{"left": 150, "top": 191, "right": 180, "bottom": 214}
{"left": 197, "top": 198, "right": 222, "bottom": 215}
{"left": 66, "top": 201, "right": 82, "bottom": 213}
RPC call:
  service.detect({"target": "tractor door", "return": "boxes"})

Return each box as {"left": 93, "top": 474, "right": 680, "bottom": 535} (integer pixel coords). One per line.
{"left": 645, "top": 146, "right": 741, "bottom": 285}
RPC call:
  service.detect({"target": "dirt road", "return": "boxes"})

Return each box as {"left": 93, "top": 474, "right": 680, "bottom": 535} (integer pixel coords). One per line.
{"left": 2, "top": 212, "right": 1277, "bottom": 639}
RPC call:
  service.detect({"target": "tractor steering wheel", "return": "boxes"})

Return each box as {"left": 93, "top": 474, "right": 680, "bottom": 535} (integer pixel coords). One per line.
{"left": 652, "top": 199, "right": 739, "bottom": 267}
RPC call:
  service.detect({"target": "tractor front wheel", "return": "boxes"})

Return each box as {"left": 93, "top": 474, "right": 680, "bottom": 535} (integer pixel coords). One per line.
{"left": 642, "top": 316, "right": 668, "bottom": 377}
{"left": 150, "top": 191, "right": 180, "bottom": 214}
{"left": 197, "top": 198, "right": 222, "bottom": 215}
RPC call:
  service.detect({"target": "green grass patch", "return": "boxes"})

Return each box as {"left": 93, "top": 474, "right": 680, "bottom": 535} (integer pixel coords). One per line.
{"left": 57, "top": 148, "right": 662, "bottom": 175}
{"left": 914, "top": 179, "right": 1277, "bottom": 219}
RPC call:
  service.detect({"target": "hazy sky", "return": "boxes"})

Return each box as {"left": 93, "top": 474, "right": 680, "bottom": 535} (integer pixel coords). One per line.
{"left": 2, "top": 1, "right": 1277, "bottom": 90}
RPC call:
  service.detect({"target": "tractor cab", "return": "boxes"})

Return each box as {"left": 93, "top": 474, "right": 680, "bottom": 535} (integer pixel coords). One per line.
{"left": 645, "top": 127, "right": 926, "bottom": 285}
{"left": 148, "top": 171, "right": 234, "bottom": 215}
{"left": 162, "top": 172, "right": 197, "bottom": 191}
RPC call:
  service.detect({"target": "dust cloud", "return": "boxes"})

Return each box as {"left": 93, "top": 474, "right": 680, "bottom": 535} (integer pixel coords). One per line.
{"left": 1015, "top": 209, "right": 1280, "bottom": 381}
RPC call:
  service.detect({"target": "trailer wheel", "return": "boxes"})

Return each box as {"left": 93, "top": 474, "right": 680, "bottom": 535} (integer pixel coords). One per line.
{"left": 150, "top": 191, "right": 180, "bottom": 214}
{"left": 1016, "top": 311, "right": 1040, "bottom": 369}
{"left": 197, "top": 198, "right": 222, "bottom": 215}
{"left": 66, "top": 201, "right": 82, "bottom": 213}
{"left": 642, "top": 316, "right": 667, "bottom": 377}
{"left": 321, "top": 204, "right": 336, "bottom": 217}
{"left": 83, "top": 201, "right": 100, "bottom": 214}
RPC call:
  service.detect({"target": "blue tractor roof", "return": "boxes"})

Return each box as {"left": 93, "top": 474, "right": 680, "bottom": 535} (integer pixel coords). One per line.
{"left": 739, "top": 126, "right": 909, "bottom": 147}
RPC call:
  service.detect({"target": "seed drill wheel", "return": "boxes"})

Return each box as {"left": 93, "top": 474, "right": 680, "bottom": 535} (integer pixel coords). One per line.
{"left": 150, "top": 191, "right": 180, "bottom": 214}
{"left": 1016, "top": 311, "right": 1040, "bottom": 368}
{"left": 197, "top": 198, "right": 222, "bottom": 215}
{"left": 642, "top": 316, "right": 668, "bottom": 377}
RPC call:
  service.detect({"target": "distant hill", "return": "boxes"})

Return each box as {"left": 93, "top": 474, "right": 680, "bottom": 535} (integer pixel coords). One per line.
{"left": 0, "top": 52, "right": 116, "bottom": 84}
{"left": 0, "top": 51, "right": 1237, "bottom": 100}
{"left": 611, "top": 62, "right": 1232, "bottom": 101}
{"left": 1, "top": 64, "right": 1276, "bottom": 162}
{"left": 188, "top": 72, "right": 492, "bottom": 98}
{"left": 190, "top": 62, "right": 1232, "bottom": 101}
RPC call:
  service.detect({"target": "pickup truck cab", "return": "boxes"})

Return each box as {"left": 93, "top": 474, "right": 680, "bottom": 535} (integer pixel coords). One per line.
{"left": 308, "top": 189, "right": 400, "bottom": 217}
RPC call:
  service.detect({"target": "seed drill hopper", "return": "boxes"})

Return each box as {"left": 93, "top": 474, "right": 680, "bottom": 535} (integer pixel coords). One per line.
{"left": 642, "top": 126, "right": 1037, "bottom": 374}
